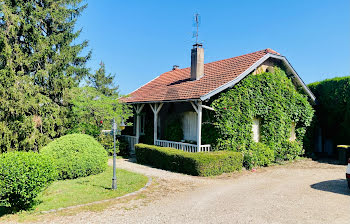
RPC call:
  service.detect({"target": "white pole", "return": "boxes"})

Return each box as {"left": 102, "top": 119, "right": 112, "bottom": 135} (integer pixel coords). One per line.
{"left": 153, "top": 104, "right": 157, "bottom": 145}
{"left": 197, "top": 101, "right": 202, "bottom": 152}
{"left": 136, "top": 106, "right": 140, "bottom": 144}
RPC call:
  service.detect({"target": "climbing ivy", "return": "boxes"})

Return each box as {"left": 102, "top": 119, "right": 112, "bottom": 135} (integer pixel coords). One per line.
{"left": 210, "top": 68, "right": 314, "bottom": 163}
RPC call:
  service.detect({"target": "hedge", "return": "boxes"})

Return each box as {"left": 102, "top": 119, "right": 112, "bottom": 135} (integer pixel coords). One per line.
{"left": 0, "top": 152, "right": 57, "bottom": 211}
{"left": 308, "top": 76, "right": 350, "bottom": 147}
{"left": 135, "top": 144, "right": 243, "bottom": 176}
{"left": 40, "top": 134, "right": 108, "bottom": 180}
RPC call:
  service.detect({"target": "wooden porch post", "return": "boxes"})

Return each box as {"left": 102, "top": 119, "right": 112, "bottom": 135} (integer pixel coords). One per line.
{"left": 135, "top": 104, "right": 144, "bottom": 144}
{"left": 150, "top": 103, "right": 163, "bottom": 145}
{"left": 191, "top": 101, "right": 202, "bottom": 152}
{"left": 197, "top": 101, "right": 202, "bottom": 152}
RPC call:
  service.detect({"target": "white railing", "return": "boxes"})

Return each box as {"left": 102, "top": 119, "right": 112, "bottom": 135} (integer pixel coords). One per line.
{"left": 155, "top": 140, "right": 212, "bottom": 153}
{"left": 120, "top": 135, "right": 138, "bottom": 155}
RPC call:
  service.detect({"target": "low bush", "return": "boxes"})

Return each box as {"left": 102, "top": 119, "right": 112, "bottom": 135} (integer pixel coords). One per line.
{"left": 98, "top": 133, "right": 119, "bottom": 156}
{"left": 40, "top": 134, "right": 108, "bottom": 180}
{"left": 275, "top": 140, "right": 304, "bottom": 161}
{"left": 243, "top": 142, "right": 274, "bottom": 169}
{"left": 0, "top": 152, "right": 57, "bottom": 211}
{"left": 135, "top": 144, "right": 243, "bottom": 176}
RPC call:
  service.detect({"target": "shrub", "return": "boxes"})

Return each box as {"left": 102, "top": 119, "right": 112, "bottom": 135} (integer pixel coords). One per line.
{"left": 98, "top": 133, "right": 119, "bottom": 156}
{"left": 66, "top": 122, "right": 101, "bottom": 138}
{"left": 243, "top": 142, "right": 274, "bottom": 169}
{"left": 0, "top": 152, "right": 57, "bottom": 211}
{"left": 40, "top": 134, "right": 108, "bottom": 180}
{"left": 116, "top": 138, "right": 130, "bottom": 157}
{"left": 308, "top": 77, "right": 350, "bottom": 148}
{"left": 275, "top": 140, "right": 304, "bottom": 161}
{"left": 163, "top": 115, "right": 183, "bottom": 142}
{"left": 135, "top": 144, "right": 243, "bottom": 176}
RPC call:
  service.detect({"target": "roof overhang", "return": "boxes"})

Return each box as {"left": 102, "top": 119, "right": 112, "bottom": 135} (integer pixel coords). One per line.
{"left": 200, "top": 53, "right": 316, "bottom": 103}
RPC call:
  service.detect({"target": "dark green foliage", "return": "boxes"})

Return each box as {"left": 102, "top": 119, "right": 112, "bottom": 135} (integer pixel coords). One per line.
{"left": 88, "top": 62, "right": 119, "bottom": 96}
{"left": 201, "top": 110, "right": 220, "bottom": 146}
{"left": 163, "top": 116, "right": 183, "bottom": 142}
{"left": 98, "top": 134, "right": 120, "bottom": 156}
{"left": 135, "top": 144, "right": 243, "bottom": 176}
{"left": 308, "top": 77, "right": 350, "bottom": 147}
{"left": 0, "top": 152, "right": 57, "bottom": 211}
{"left": 0, "top": 0, "right": 90, "bottom": 152}
{"left": 117, "top": 139, "right": 130, "bottom": 157}
{"left": 243, "top": 142, "right": 274, "bottom": 169}
{"left": 211, "top": 68, "right": 314, "bottom": 166}
{"left": 40, "top": 134, "right": 108, "bottom": 180}
{"left": 66, "top": 122, "right": 101, "bottom": 138}
{"left": 275, "top": 140, "right": 303, "bottom": 161}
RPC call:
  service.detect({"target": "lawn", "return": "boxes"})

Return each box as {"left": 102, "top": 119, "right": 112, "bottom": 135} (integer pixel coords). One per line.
{"left": 35, "top": 166, "right": 148, "bottom": 212}
{"left": 0, "top": 166, "right": 148, "bottom": 216}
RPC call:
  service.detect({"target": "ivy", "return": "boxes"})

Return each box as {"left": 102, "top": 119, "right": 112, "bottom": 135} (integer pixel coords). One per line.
{"left": 210, "top": 68, "right": 314, "bottom": 163}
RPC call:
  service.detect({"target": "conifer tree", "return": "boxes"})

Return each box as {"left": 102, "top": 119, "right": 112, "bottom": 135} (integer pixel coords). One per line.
{"left": 0, "top": 0, "right": 90, "bottom": 152}
{"left": 88, "top": 62, "right": 119, "bottom": 96}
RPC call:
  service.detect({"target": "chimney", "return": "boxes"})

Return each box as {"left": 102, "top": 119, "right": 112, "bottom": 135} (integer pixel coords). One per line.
{"left": 191, "top": 43, "right": 204, "bottom": 80}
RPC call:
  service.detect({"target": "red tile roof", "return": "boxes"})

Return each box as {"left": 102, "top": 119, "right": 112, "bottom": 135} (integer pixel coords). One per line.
{"left": 122, "top": 49, "right": 280, "bottom": 103}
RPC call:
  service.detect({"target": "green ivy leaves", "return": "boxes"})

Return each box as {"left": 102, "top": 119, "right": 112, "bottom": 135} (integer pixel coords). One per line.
{"left": 211, "top": 67, "right": 314, "bottom": 162}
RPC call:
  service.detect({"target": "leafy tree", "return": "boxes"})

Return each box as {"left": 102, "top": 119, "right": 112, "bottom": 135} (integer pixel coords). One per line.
{"left": 0, "top": 0, "right": 90, "bottom": 152}
{"left": 67, "top": 87, "right": 132, "bottom": 135}
{"left": 88, "top": 62, "right": 119, "bottom": 96}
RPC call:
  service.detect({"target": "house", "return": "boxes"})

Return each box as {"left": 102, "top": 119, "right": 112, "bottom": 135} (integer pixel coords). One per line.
{"left": 120, "top": 44, "right": 315, "bottom": 153}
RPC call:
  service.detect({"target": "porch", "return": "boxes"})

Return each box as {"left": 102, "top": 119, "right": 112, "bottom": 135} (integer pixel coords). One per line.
{"left": 121, "top": 101, "right": 214, "bottom": 154}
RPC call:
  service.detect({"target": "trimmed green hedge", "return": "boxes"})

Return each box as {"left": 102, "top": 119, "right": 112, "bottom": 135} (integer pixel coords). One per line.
{"left": 40, "top": 134, "right": 108, "bottom": 180}
{"left": 135, "top": 144, "right": 243, "bottom": 176}
{"left": 0, "top": 152, "right": 57, "bottom": 211}
{"left": 308, "top": 77, "right": 350, "bottom": 148}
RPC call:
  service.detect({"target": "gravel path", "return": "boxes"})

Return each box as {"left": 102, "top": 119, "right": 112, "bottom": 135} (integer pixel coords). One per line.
{"left": 26, "top": 159, "right": 350, "bottom": 224}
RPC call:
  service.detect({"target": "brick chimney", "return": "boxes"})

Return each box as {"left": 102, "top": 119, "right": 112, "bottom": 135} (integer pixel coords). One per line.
{"left": 191, "top": 43, "right": 204, "bottom": 80}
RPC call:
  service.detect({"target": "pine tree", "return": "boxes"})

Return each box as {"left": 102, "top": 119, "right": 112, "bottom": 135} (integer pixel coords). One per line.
{"left": 0, "top": 0, "right": 90, "bottom": 152}
{"left": 88, "top": 62, "right": 119, "bottom": 96}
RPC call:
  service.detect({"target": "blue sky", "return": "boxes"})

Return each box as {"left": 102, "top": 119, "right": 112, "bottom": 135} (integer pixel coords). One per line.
{"left": 76, "top": 0, "right": 350, "bottom": 95}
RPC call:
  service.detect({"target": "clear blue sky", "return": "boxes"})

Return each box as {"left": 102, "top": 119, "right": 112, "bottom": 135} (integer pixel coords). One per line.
{"left": 76, "top": 0, "right": 350, "bottom": 95}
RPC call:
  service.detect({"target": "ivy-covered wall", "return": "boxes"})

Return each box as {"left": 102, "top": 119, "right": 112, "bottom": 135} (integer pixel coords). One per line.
{"left": 209, "top": 68, "right": 314, "bottom": 166}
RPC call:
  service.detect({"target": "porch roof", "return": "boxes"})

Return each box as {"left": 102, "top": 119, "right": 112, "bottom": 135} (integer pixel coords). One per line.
{"left": 121, "top": 49, "right": 283, "bottom": 103}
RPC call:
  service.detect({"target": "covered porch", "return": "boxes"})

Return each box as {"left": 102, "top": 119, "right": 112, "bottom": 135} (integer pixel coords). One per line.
{"left": 121, "top": 100, "right": 214, "bottom": 154}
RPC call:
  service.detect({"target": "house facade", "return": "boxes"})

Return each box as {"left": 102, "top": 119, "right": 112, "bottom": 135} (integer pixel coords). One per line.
{"left": 121, "top": 44, "right": 315, "bottom": 153}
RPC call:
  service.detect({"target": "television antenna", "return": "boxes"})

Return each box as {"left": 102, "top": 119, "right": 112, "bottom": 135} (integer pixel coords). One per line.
{"left": 193, "top": 13, "right": 201, "bottom": 44}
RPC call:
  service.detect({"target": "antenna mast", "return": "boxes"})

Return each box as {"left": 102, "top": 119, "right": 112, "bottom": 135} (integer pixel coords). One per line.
{"left": 194, "top": 13, "right": 200, "bottom": 45}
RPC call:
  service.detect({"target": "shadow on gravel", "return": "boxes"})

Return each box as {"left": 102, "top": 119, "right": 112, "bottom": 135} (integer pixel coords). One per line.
{"left": 311, "top": 179, "right": 350, "bottom": 196}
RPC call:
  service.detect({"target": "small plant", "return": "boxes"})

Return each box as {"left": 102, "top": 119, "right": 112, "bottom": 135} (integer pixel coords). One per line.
{"left": 243, "top": 142, "right": 274, "bottom": 169}
{"left": 98, "top": 133, "right": 119, "bottom": 156}
{"left": 40, "top": 134, "right": 108, "bottom": 180}
{"left": 275, "top": 140, "right": 304, "bottom": 161}
{"left": 0, "top": 152, "right": 57, "bottom": 211}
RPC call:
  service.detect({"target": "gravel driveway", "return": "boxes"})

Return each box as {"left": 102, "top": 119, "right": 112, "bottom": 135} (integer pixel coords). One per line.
{"left": 32, "top": 158, "right": 350, "bottom": 224}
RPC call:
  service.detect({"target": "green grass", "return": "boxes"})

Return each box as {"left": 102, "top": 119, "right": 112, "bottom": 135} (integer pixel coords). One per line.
{"left": 35, "top": 166, "right": 148, "bottom": 212}
{"left": 0, "top": 166, "right": 148, "bottom": 217}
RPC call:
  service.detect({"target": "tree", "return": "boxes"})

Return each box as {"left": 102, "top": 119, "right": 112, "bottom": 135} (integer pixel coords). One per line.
{"left": 67, "top": 87, "right": 132, "bottom": 136}
{"left": 0, "top": 0, "right": 90, "bottom": 152}
{"left": 88, "top": 62, "right": 119, "bottom": 96}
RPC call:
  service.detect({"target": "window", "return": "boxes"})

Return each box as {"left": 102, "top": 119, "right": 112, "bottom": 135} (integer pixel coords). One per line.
{"left": 182, "top": 111, "right": 197, "bottom": 141}
{"left": 252, "top": 118, "right": 260, "bottom": 142}
{"left": 133, "top": 113, "right": 146, "bottom": 135}
{"left": 289, "top": 122, "right": 296, "bottom": 141}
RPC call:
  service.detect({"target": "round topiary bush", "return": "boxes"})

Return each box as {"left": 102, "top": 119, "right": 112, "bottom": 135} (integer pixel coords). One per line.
{"left": 0, "top": 152, "right": 57, "bottom": 211}
{"left": 40, "top": 134, "right": 108, "bottom": 180}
